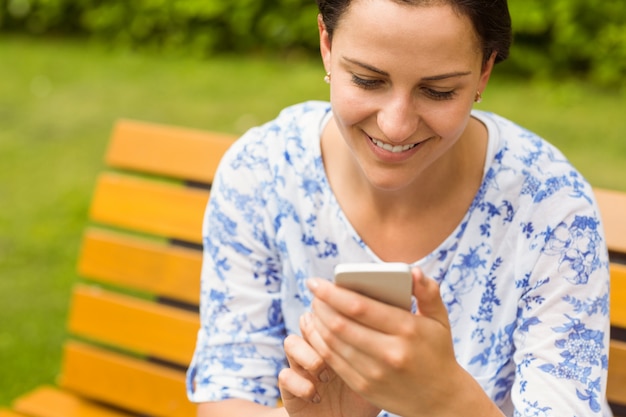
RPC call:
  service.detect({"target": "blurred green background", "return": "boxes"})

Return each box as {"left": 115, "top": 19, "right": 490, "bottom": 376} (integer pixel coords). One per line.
{"left": 1, "top": 0, "right": 625, "bottom": 406}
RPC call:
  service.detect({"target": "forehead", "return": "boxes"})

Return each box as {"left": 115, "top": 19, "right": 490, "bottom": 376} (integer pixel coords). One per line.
{"left": 331, "top": 0, "right": 482, "bottom": 72}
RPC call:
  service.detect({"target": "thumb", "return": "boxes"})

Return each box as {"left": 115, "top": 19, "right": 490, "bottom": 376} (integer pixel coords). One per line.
{"left": 411, "top": 267, "right": 450, "bottom": 328}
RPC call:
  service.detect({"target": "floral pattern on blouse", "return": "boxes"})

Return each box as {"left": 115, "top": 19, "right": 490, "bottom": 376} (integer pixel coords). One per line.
{"left": 187, "top": 101, "right": 611, "bottom": 417}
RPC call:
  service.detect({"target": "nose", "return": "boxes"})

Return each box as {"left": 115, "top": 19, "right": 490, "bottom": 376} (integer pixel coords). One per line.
{"left": 377, "top": 92, "right": 419, "bottom": 143}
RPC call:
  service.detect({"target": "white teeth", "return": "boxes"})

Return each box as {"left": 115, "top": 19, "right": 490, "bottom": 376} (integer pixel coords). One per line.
{"left": 371, "top": 137, "right": 417, "bottom": 153}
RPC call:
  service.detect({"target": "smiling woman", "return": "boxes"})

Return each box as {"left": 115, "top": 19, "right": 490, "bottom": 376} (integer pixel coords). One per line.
{"left": 185, "top": 1, "right": 612, "bottom": 417}
{"left": 0, "top": 23, "right": 622, "bottom": 412}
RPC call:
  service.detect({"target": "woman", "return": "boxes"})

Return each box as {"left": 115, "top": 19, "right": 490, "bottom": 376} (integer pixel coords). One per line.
{"left": 186, "top": 0, "right": 612, "bottom": 416}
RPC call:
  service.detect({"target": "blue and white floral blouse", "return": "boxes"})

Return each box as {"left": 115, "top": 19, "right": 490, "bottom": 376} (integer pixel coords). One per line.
{"left": 186, "top": 101, "right": 612, "bottom": 417}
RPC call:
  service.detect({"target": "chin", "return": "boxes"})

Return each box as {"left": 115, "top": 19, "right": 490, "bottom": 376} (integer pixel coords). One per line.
{"left": 364, "top": 170, "right": 419, "bottom": 194}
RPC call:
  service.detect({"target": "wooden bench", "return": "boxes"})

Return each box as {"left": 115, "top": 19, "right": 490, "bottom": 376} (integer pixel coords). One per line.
{"left": 0, "top": 120, "right": 236, "bottom": 417}
{"left": 0, "top": 120, "right": 624, "bottom": 417}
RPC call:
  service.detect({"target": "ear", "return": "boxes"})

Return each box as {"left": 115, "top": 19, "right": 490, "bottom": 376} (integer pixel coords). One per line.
{"left": 318, "top": 14, "right": 332, "bottom": 73}
{"left": 477, "top": 51, "right": 497, "bottom": 94}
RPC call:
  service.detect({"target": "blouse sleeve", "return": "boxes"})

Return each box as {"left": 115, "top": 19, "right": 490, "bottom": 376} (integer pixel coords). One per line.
{"left": 186, "top": 128, "right": 286, "bottom": 406}
{"left": 511, "top": 189, "right": 611, "bottom": 416}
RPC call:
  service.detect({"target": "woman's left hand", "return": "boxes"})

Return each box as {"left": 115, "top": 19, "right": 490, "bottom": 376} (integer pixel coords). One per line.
{"left": 303, "top": 267, "right": 478, "bottom": 417}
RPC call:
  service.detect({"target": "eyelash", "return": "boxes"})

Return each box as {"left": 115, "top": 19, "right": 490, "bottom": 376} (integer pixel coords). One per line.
{"left": 351, "top": 74, "right": 456, "bottom": 100}
{"left": 351, "top": 74, "right": 381, "bottom": 90}
{"left": 424, "top": 89, "right": 456, "bottom": 101}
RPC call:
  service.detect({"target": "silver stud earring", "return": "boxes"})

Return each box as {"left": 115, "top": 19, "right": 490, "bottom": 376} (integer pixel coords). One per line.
{"left": 324, "top": 72, "right": 331, "bottom": 84}
{"left": 475, "top": 91, "right": 483, "bottom": 103}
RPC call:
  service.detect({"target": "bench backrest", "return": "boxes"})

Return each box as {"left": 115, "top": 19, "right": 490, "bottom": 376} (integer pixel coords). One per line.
{"left": 597, "top": 189, "right": 626, "bottom": 416}
{"left": 15, "top": 120, "right": 236, "bottom": 417}
{"left": 9, "top": 120, "right": 626, "bottom": 417}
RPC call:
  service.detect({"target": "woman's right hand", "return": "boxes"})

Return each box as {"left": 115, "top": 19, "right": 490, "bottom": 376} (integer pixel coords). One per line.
{"left": 278, "top": 313, "right": 381, "bottom": 417}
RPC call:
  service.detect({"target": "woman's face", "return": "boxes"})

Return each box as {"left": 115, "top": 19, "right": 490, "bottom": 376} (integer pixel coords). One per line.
{"left": 319, "top": 0, "right": 495, "bottom": 192}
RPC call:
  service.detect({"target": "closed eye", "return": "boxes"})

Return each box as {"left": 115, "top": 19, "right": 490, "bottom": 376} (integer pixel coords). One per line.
{"left": 422, "top": 88, "right": 456, "bottom": 101}
{"left": 351, "top": 74, "right": 383, "bottom": 90}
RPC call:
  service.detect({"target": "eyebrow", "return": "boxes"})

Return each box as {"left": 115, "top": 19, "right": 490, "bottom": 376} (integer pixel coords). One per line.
{"left": 421, "top": 71, "right": 472, "bottom": 81}
{"left": 342, "top": 56, "right": 472, "bottom": 81}
{"left": 343, "top": 56, "right": 389, "bottom": 76}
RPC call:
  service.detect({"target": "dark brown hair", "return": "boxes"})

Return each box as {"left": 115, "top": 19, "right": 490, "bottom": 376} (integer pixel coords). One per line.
{"left": 316, "top": 0, "right": 512, "bottom": 66}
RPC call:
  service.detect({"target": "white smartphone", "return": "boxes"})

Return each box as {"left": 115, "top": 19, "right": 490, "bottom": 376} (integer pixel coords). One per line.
{"left": 333, "top": 262, "right": 413, "bottom": 310}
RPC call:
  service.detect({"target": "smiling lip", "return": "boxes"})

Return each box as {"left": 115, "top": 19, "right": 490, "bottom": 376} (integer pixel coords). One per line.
{"left": 368, "top": 135, "right": 419, "bottom": 153}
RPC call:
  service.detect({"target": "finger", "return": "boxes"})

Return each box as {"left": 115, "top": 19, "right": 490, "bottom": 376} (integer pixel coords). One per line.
{"left": 301, "top": 308, "right": 372, "bottom": 391}
{"left": 303, "top": 305, "right": 357, "bottom": 361}
{"left": 284, "top": 332, "right": 329, "bottom": 383}
{"left": 278, "top": 367, "right": 321, "bottom": 404}
{"left": 310, "top": 297, "right": 384, "bottom": 355}
{"left": 282, "top": 333, "right": 326, "bottom": 405}
{"left": 411, "top": 267, "right": 450, "bottom": 328}
{"left": 306, "top": 277, "right": 412, "bottom": 334}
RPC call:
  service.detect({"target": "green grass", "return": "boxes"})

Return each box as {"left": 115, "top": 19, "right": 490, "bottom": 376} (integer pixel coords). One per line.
{"left": 0, "top": 34, "right": 625, "bottom": 406}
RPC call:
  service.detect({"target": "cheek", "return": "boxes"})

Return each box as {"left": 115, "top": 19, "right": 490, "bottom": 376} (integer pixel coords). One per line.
{"left": 330, "top": 87, "right": 376, "bottom": 127}
{"left": 425, "top": 102, "right": 473, "bottom": 138}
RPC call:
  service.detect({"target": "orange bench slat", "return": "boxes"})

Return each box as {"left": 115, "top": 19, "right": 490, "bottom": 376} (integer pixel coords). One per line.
{"left": 12, "top": 386, "right": 134, "bottom": 417}
{"left": 612, "top": 263, "right": 626, "bottom": 329}
{"left": 609, "top": 340, "right": 626, "bottom": 408}
{"left": 89, "top": 173, "right": 209, "bottom": 244}
{"left": 59, "top": 341, "right": 196, "bottom": 417}
{"left": 77, "top": 228, "right": 201, "bottom": 305}
{"left": 67, "top": 285, "right": 199, "bottom": 366}
{"left": 596, "top": 188, "right": 626, "bottom": 254}
{"left": 0, "top": 410, "right": 30, "bottom": 417}
{"left": 106, "top": 119, "right": 235, "bottom": 184}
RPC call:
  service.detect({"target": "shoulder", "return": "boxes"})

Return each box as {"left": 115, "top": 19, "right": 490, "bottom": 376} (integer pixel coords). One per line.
{"left": 274, "top": 101, "right": 332, "bottom": 127}
{"left": 474, "top": 110, "right": 560, "bottom": 162}
{"left": 220, "top": 101, "right": 330, "bottom": 168}
{"left": 475, "top": 110, "right": 596, "bottom": 206}
{"left": 211, "top": 101, "right": 331, "bottom": 204}
{"left": 239, "top": 100, "right": 330, "bottom": 146}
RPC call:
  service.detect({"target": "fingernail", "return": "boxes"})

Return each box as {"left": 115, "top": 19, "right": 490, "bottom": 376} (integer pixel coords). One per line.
{"left": 312, "top": 393, "right": 321, "bottom": 404}
{"left": 414, "top": 268, "right": 427, "bottom": 286}
{"left": 301, "top": 311, "right": 312, "bottom": 326}
{"left": 319, "top": 369, "right": 330, "bottom": 383}
{"left": 306, "top": 278, "right": 321, "bottom": 291}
